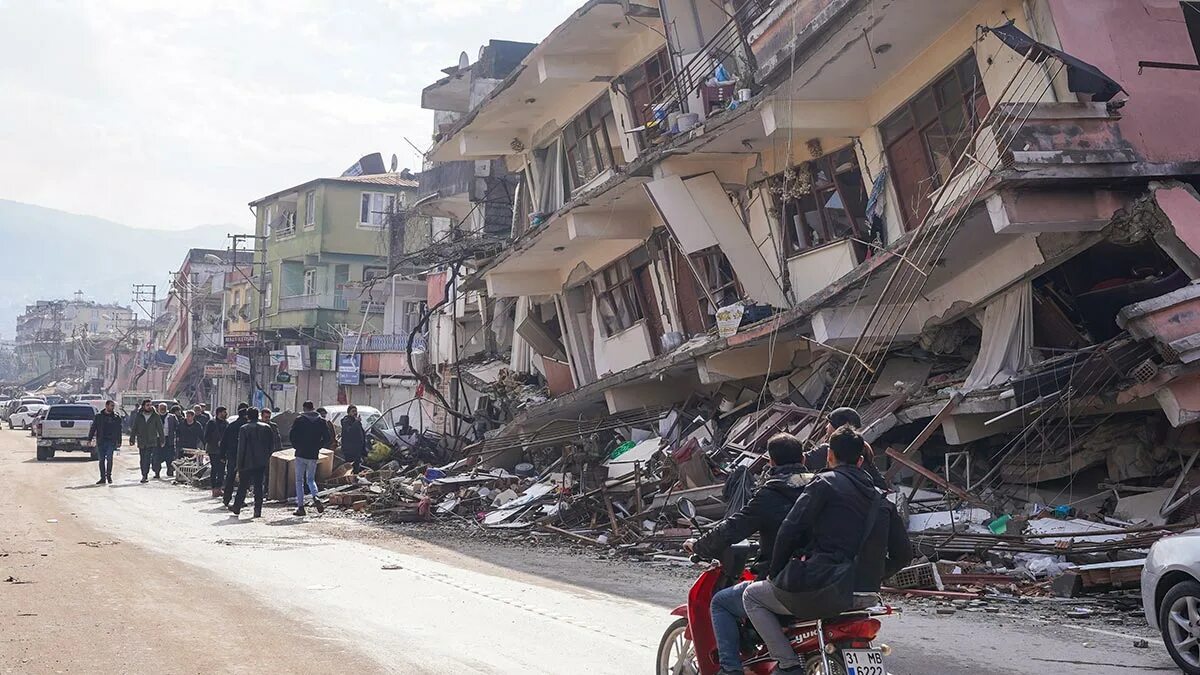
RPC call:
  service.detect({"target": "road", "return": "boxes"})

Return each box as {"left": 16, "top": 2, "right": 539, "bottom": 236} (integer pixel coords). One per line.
{"left": 0, "top": 430, "right": 1182, "bottom": 674}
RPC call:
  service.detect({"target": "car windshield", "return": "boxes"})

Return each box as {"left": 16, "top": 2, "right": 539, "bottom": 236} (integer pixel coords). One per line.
{"left": 46, "top": 405, "right": 96, "bottom": 420}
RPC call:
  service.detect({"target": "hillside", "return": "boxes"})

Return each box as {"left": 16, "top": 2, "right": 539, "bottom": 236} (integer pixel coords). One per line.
{"left": 0, "top": 199, "right": 246, "bottom": 336}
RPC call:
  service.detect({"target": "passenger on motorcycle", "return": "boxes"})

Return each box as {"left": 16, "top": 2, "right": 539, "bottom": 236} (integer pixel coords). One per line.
{"left": 683, "top": 433, "right": 809, "bottom": 675}
{"left": 801, "top": 406, "right": 887, "bottom": 489}
{"left": 744, "top": 426, "right": 912, "bottom": 673}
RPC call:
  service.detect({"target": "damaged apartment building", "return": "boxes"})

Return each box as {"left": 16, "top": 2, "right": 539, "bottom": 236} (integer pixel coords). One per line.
{"left": 413, "top": 0, "right": 1200, "bottom": 521}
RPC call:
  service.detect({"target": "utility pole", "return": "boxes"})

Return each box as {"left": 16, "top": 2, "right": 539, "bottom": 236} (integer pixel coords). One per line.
{"left": 131, "top": 284, "right": 157, "bottom": 389}
{"left": 229, "top": 233, "right": 268, "bottom": 405}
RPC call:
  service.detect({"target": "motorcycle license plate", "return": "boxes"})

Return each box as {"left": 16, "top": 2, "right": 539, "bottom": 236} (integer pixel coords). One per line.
{"left": 843, "top": 649, "right": 885, "bottom": 675}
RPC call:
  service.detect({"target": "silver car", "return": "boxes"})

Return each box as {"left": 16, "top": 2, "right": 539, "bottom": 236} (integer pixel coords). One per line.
{"left": 1143, "top": 528, "right": 1200, "bottom": 674}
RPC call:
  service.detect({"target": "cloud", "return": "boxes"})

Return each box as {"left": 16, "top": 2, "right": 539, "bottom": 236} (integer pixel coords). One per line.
{"left": 0, "top": 0, "right": 568, "bottom": 230}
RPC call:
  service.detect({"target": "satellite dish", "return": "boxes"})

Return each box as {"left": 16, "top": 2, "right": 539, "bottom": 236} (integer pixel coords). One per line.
{"left": 390, "top": 154, "right": 399, "bottom": 173}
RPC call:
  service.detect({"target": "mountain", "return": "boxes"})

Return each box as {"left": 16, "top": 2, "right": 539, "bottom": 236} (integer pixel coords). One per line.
{"left": 0, "top": 199, "right": 247, "bottom": 337}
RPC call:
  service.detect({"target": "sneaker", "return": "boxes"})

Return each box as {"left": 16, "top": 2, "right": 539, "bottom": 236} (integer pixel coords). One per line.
{"left": 293, "top": 507, "right": 306, "bottom": 517}
{"left": 313, "top": 498, "right": 325, "bottom": 514}
{"left": 153, "top": 472, "right": 160, "bottom": 479}
{"left": 95, "top": 478, "right": 106, "bottom": 485}
{"left": 106, "top": 477, "right": 113, "bottom": 484}
{"left": 140, "top": 477, "right": 149, "bottom": 484}
{"left": 228, "top": 504, "right": 241, "bottom": 516}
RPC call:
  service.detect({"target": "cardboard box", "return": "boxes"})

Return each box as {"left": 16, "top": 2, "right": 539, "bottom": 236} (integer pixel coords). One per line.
{"left": 268, "top": 448, "right": 335, "bottom": 501}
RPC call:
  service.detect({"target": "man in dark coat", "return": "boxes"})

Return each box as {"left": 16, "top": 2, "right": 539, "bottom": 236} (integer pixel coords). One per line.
{"left": 87, "top": 400, "right": 124, "bottom": 485}
{"left": 340, "top": 405, "right": 367, "bottom": 472}
{"left": 288, "top": 401, "right": 332, "bottom": 516}
{"left": 229, "top": 407, "right": 274, "bottom": 518}
{"left": 129, "top": 399, "right": 165, "bottom": 483}
{"left": 177, "top": 410, "right": 204, "bottom": 454}
{"left": 744, "top": 427, "right": 912, "bottom": 672}
{"left": 801, "top": 406, "right": 887, "bottom": 489}
{"left": 317, "top": 407, "right": 338, "bottom": 454}
{"left": 204, "top": 406, "right": 229, "bottom": 498}
{"left": 220, "top": 403, "right": 251, "bottom": 506}
{"left": 683, "top": 433, "right": 809, "bottom": 675}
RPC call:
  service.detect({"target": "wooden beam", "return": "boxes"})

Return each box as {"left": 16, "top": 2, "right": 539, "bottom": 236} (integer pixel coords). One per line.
{"left": 885, "top": 392, "right": 963, "bottom": 482}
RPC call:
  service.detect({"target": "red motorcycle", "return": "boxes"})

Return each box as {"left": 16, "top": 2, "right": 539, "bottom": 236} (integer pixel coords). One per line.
{"left": 656, "top": 500, "right": 893, "bottom": 675}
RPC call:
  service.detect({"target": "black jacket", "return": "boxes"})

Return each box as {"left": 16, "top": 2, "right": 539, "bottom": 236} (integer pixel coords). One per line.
{"left": 289, "top": 412, "right": 331, "bottom": 460}
{"left": 220, "top": 414, "right": 249, "bottom": 460}
{"left": 88, "top": 410, "right": 124, "bottom": 444}
{"left": 770, "top": 465, "right": 911, "bottom": 593}
{"left": 204, "top": 417, "right": 229, "bottom": 456}
{"left": 236, "top": 421, "right": 276, "bottom": 471}
{"left": 802, "top": 443, "right": 887, "bottom": 490}
{"left": 341, "top": 416, "right": 367, "bottom": 458}
{"left": 693, "top": 464, "right": 808, "bottom": 575}
{"left": 176, "top": 420, "right": 204, "bottom": 449}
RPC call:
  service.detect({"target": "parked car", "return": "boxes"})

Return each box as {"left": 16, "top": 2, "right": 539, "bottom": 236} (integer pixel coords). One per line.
{"left": 10, "top": 403, "right": 48, "bottom": 430}
{"left": 1143, "top": 528, "right": 1200, "bottom": 673}
{"left": 44, "top": 394, "right": 67, "bottom": 405}
{"left": 36, "top": 404, "right": 99, "bottom": 461}
{"left": 73, "top": 394, "right": 104, "bottom": 404}
{"left": 322, "top": 405, "right": 382, "bottom": 429}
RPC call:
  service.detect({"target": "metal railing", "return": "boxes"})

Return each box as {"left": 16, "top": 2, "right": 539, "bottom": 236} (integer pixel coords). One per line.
{"left": 278, "top": 293, "right": 349, "bottom": 311}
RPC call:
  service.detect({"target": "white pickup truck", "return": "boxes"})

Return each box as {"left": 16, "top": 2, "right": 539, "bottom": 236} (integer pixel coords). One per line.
{"left": 37, "top": 404, "right": 98, "bottom": 461}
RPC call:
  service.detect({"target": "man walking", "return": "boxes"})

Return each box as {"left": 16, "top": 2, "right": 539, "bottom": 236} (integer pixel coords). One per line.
{"left": 317, "top": 407, "right": 338, "bottom": 454}
{"left": 341, "top": 405, "right": 368, "bottom": 473}
{"left": 204, "top": 406, "right": 229, "bottom": 498}
{"left": 230, "top": 407, "right": 273, "bottom": 519}
{"left": 220, "top": 403, "right": 251, "bottom": 505}
{"left": 157, "top": 403, "right": 179, "bottom": 478}
{"left": 261, "top": 408, "right": 283, "bottom": 452}
{"left": 177, "top": 409, "right": 204, "bottom": 460}
{"left": 288, "top": 401, "right": 330, "bottom": 516}
{"left": 87, "top": 400, "right": 123, "bottom": 485}
{"left": 129, "top": 399, "right": 164, "bottom": 483}
{"left": 193, "top": 404, "right": 210, "bottom": 434}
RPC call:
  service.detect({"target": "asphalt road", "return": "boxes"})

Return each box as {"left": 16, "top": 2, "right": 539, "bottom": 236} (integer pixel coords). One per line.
{"left": 0, "top": 430, "right": 1183, "bottom": 674}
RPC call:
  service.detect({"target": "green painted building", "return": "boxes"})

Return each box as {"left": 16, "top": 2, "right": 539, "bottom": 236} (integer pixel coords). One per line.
{"left": 248, "top": 173, "right": 418, "bottom": 341}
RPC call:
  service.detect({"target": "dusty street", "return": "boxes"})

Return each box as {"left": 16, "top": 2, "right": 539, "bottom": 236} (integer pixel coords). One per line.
{"left": 0, "top": 430, "right": 1182, "bottom": 674}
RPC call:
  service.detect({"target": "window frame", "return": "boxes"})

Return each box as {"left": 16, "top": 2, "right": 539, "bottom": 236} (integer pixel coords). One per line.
{"left": 302, "top": 269, "right": 317, "bottom": 296}
{"left": 563, "top": 95, "right": 617, "bottom": 192}
{"left": 358, "top": 192, "right": 396, "bottom": 229}
{"left": 592, "top": 258, "right": 646, "bottom": 337}
{"left": 262, "top": 203, "right": 275, "bottom": 237}
{"left": 689, "top": 247, "right": 741, "bottom": 327}
{"left": 623, "top": 48, "right": 675, "bottom": 149}
{"left": 305, "top": 190, "right": 317, "bottom": 228}
{"left": 777, "top": 145, "right": 870, "bottom": 256}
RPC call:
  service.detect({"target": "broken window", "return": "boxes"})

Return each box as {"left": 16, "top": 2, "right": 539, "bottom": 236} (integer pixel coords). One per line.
{"left": 563, "top": 95, "right": 617, "bottom": 191}
{"left": 690, "top": 247, "right": 740, "bottom": 328}
{"left": 593, "top": 257, "right": 645, "bottom": 336}
{"left": 623, "top": 48, "right": 675, "bottom": 149}
{"left": 775, "top": 145, "right": 868, "bottom": 255}
{"left": 881, "top": 52, "right": 989, "bottom": 229}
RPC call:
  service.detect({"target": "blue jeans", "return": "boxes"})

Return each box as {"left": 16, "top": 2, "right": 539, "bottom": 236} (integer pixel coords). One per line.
{"left": 294, "top": 457, "right": 319, "bottom": 507}
{"left": 96, "top": 440, "right": 116, "bottom": 480}
{"left": 711, "top": 580, "right": 751, "bottom": 671}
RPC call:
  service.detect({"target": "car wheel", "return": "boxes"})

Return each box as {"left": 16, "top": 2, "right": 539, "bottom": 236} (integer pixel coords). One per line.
{"left": 35, "top": 447, "right": 45, "bottom": 461}
{"left": 1160, "top": 580, "right": 1200, "bottom": 674}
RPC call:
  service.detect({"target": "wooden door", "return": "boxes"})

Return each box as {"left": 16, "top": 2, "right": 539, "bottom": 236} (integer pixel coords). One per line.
{"left": 887, "top": 128, "right": 933, "bottom": 231}
{"left": 635, "top": 265, "right": 665, "bottom": 356}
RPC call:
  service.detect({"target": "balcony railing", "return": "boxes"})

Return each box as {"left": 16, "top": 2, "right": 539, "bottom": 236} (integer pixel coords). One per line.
{"left": 278, "top": 293, "right": 349, "bottom": 311}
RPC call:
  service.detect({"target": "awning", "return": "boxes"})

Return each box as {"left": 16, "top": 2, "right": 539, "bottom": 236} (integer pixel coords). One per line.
{"left": 985, "top": 21, "right": 1125, "bottom": 102}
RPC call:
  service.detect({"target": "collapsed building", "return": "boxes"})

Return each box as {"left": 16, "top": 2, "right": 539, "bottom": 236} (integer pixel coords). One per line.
{"left": 335, "top": 0, "right": 1200, "bottom": 580}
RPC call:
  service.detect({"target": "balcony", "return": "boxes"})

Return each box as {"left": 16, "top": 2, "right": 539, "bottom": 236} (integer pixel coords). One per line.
{"left": 278, "top": 293, "right": 348, "bottom": 312}
{"left": 361, "top": 300, "right": 385, "bottom": 315}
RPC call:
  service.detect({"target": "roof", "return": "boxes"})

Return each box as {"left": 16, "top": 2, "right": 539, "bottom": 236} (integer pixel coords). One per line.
{"left": 249, "top": 173, "right": 418, "bottom": 206}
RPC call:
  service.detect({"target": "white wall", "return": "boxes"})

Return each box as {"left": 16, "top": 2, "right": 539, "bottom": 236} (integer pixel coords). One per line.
{"left": 786, "top": 239, "right": 859, "bottom": 305}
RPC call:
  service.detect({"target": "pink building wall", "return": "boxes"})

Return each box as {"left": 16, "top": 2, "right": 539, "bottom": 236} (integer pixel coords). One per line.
{"left": 1048, "top": 0, "right": 1200, "bottom": 164}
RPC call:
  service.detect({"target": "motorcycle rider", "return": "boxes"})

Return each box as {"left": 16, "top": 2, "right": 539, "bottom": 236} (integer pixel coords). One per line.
{"left": 683, "top": 433, "right": 808, "bottom": 675}
{"left": 744, "top": 426, "right": 911, "bottom": 673}
{"left": 802, "top": 406, "right": 887, "bottom": 489}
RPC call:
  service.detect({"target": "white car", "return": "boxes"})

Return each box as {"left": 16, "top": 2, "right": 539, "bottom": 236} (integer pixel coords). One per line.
{"left": 321, "top": 405, "right": 382, "bottom": 429}
{"left": 10, "top": 404, "right": 48, "bottom": 430}
{"left": 1143, "top": 529, "right": 1200, "bottom": 673}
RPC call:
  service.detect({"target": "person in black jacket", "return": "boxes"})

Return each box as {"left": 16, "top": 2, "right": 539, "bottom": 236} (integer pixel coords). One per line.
{"left": 289, "top": 401, "right": 331, "bottom": 516}
{"left": 87, "top": 400, "right": 124, "bottom": 485}
{"left": 229, "top": 408, "right": 274, "bottom": 518}
{"left": 744, "top": 427, "right": 912, "bottom": 673}
{"left": 801, "top": 406, "right": 887, "bottom": 489}
{"left": 204, "top": 407, "right": 229, "bottom": 498}
{"left": 340, "top": 405, "right": 367, "bottom": 473}
{"left": 220, "top": 404, "right": 251, "bottom": 506}
{"left": 683, "top": 433, "right": 809, "bottom": 675}
{"left": 176, "top": 410, "right": 204, "bottom": 453}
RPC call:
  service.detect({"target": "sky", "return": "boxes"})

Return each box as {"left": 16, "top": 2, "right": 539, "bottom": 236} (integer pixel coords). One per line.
{"left": 0, "top": 0, "right": 573, "bottom": 231}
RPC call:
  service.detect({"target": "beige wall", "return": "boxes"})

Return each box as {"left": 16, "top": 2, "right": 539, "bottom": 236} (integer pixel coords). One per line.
{"left": 786, "top": 239, "right": 859, "bottom": 305}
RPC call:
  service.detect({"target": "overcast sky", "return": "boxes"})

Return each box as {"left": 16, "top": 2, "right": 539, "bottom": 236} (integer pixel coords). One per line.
{"left": 0, "top": 0, "right": 571, "bottom": 231}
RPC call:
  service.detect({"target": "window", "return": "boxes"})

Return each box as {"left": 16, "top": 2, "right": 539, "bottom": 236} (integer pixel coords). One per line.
{"left": 305, "top": 190, "right": 316, "bottom": 228}
{"left": 881, "top": 52, "right": 989, "bottom": 228}
{"left": 592, "top": 259, "right": 644, "bottom": 336}
{"left": 776, "top": 145, "right": 869, "bottom": 255}
{"left": 363, "top": 266, "right": 388, "bottom": 282}
{"left": 302, "top": 269, "right": 316, "bottom": 296}
{"left": 691, "top": 248, "right": 740, "bottom": 326}
{"left": 623, "top": 48, "right": 675, "bottom": 148}
{"left": 563, "top": 95, "right": 617, "bottom": 191}
{"left": 263, "top": 204, "right": 275, "bottom": 237}
{"left": 359, "top": 192, "right": 397, "bottom": 228}
{"left": 233, "top": 289, "right": 242, "bottom": 307}
{"left": 400, "top": 300, "right": 426, "bottom": 335}
{"left": 264, "top": 280, "right": 272, "bottom": 309}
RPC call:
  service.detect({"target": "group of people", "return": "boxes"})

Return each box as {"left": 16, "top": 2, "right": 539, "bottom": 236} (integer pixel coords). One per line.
{"left": 87, "top": 398, "right": 372, "bottom": 520}
{"left": 685, "top": 407, "right": 914, "bottom": 674}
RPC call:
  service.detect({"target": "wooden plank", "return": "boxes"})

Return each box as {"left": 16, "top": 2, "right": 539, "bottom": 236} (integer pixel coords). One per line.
{"left": 885, "top": 446, "right": 987, "bottom": 508}
{"left": 885, "top": 392, "right": 963, "bottom": 482}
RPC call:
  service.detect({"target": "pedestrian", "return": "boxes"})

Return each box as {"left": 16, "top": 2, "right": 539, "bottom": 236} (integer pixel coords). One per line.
{"left": 340, "top": 405, "right": 367, "bottom": 473}
{"left": 288, "top": 401, "right": 330, "bottom": 516}
{"left": 193, "top": 404, "right": 210, "bottom": 433}
{"left": 220, "top": 403, "right": 251, "bottom": 506}
{"left": 129, "top": 399, "right": 165, "bottom": 483}
{"left": 177, "top": 410, "right": 204, "bottom": 455}
{"left": 87, "top": 400, "right": 123, "bottom": 485}
{"left": 260, "top": 408, "right": 282, "bottom": 452}
{"left": 317, "top": 407, "right": 338, "bottom": 454}
{"left": 204, "top": 406, "right": 229, "bottom": 498}
{"left": 158, "top": 403, "right": 180, "bottom": 477}
{"left": 229, "top": 407, "right": 273, "bottom": 519}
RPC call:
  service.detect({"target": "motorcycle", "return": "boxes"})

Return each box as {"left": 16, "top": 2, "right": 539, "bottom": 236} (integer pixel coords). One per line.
{"left": 656, "top": 499, "right": 893, "bottom": 675}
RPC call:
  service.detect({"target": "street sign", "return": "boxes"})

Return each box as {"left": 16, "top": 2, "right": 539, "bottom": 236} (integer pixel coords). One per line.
{"left": 224, "top": 332, "right": 258, "bottom": 348}
{"left": 316, "top": 349, "right": 337, "bottom": 371}
{"left": 203, "top": 364, "right": 233, "bottom": 377}
{"left": 234, "top": 355, "right": 252, "bottom": 375}
{"left": 337, "top": 354, "right": 361, "bottom": 385}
